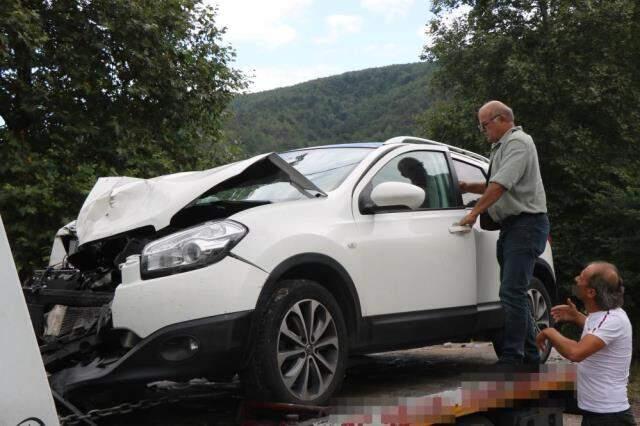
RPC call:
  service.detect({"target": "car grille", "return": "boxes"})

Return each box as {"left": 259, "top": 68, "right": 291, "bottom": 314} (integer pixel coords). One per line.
{"left": 44, "top": 304, "right": 103, "bottom": 337}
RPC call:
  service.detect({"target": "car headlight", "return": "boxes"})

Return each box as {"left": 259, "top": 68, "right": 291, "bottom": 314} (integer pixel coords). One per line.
{"left": 141, "top": 220, "right": 247, "bottom": 278}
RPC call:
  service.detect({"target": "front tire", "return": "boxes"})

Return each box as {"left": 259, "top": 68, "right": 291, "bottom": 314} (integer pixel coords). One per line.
{"left": 491, "top": 276, "right": 554, "bottom": 363}
{"left": 241, "top": 279, "right": 348, "bottom": 405}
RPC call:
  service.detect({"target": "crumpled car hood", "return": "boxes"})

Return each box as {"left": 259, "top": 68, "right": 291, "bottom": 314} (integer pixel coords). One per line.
{"left": 75, "top": 153, "right": 325, "bottom": 246}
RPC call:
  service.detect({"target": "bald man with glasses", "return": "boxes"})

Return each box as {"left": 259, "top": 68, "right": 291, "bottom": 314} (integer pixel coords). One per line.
{"left": 459, "top": 100, "right": 549, "bottom": 366}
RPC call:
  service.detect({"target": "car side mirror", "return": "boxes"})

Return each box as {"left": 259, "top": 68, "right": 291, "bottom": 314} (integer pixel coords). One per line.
{"left": 370, "top": 182, "right": 425, "bottom": 211}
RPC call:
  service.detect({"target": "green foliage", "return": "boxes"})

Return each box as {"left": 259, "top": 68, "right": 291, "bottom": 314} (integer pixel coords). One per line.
{"left": 421, "top": 1, "right": 640, "bottom": 351}
{"left": 225, "top": 62, "right": 435, "bottom": 154}
{"left": 631, "top": 361, "right": 640, "bottom": 404}
{"left": 0, "top": 0, "right": 245, "bottom": 276}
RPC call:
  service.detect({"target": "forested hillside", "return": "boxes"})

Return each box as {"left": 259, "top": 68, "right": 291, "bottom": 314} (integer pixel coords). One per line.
{"left": 225, "top": 62, "right": 435, "bottom": 154}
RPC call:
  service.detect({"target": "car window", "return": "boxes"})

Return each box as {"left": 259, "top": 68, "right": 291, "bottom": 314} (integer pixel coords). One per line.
{"left": 453, "top": 159, "right": 486, "bottom": 207}
{"left": 369, "top": 151, "right": 456, "bottom": 209}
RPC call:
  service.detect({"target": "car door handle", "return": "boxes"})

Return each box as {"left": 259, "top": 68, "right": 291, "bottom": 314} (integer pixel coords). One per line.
{"left": 448, "top": 224, "right": 472, "bottom": 234}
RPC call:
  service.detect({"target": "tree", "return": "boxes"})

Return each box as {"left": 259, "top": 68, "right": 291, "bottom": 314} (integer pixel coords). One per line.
{"left": 420, "top": 1, "right": 640, "bottom": 350}
{"left": 0, "top": 0, "right": 246, "bottom": 275}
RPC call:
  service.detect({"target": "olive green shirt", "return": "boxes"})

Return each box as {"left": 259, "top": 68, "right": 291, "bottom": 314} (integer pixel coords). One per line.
{"left": 487, "top": 126, "right": 547, "bottom": 222}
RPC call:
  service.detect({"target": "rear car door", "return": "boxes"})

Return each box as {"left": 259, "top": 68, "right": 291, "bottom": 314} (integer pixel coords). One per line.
{"left": 451, "top": 156, "right": 501, "bottom": 306}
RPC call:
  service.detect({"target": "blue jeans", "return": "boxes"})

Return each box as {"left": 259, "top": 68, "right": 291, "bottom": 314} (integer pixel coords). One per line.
{"left": 496, "top": 213, "right": 550, "bottom": 363}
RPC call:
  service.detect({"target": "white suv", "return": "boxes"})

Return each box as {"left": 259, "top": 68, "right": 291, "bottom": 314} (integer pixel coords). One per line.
{"left": 25, "top": 136, "right": 556, "bottom": 406}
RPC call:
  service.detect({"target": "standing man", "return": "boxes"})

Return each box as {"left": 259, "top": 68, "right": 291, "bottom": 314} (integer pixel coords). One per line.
{"left": 459, "top": 100, "right": 549, "bottom": 365}
{"left": 537, "top": 262, "right": 635, "bottom": 425}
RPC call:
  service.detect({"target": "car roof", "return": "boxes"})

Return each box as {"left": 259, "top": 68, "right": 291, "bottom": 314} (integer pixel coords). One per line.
{"left": 283, "top": 142, "right": 382, "bottom": 152}
{"left": 283, "top": 140, "right": 488, "bottom": 164}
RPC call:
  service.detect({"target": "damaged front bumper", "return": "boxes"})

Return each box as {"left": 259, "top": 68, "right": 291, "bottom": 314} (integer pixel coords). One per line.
{"left": 24, "top": 254, "right": 266, "bottom": 400}
{"left": 50, "top": 310, "right": 252, "bottom": 399}
{"left": 24, "top": 270, "right": 115, "bottom": 373}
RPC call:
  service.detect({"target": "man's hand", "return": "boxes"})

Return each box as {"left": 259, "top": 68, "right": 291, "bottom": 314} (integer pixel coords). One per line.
{"left": 539, "top": 327, "right": 606, "bottom": 362}
{"left": 551, "top": 298, "right": 580, "bottom": 323}
{"left": 459, "top": 212, "right": 478, "bottom": 226}
{"left": 459, "top": 182, "right": 505, "bottom": 226}
{"left": 459, "top": 181, "right": 468, "bottom": 193}
{"left": 536, "top": 329, "right": 549, "bottom": 352}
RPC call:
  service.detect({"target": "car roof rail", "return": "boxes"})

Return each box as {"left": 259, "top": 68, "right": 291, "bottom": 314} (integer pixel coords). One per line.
{"left": 383, "top": 136, "right": 489, "bottom": 163}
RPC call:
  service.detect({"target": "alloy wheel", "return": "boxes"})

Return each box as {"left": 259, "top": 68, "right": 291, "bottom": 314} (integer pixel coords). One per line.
{"left": 276, "top": 299, "right": 339, "bottom": 401}
{"left": 528, "top": 288, "right": 550, "bottom": 335}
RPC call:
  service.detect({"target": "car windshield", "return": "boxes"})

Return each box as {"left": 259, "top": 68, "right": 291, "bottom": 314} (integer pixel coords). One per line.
{"left": 279, "top": 147, "right": 372, "bottom": 191}
{"left": 195, "top": 147, "right": 372, "bottom": 205}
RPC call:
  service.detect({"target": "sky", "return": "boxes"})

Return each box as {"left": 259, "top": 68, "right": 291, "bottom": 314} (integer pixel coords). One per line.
{"left": 0, "top": 1, "right": 434, "bottom": 127}
{"left": 210, "top": 0, "right": 434, "bottom": 92}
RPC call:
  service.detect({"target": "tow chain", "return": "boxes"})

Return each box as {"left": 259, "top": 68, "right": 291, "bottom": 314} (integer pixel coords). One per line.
{"left": 58, "top": 380, "right": 240, "bottom": 425}
{"left": 59, "top": 395, "right": 182, "bottom": 425}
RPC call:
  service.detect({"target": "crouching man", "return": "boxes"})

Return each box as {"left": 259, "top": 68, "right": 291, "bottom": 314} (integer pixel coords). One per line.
{"left": 537, "top": 262, "right": 635, "bottom": 425}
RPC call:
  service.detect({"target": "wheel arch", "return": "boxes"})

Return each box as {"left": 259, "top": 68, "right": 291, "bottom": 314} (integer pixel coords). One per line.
{"left": 534, "top": 258, "right": 557, "bottom": 303}
{"left": 255, "top": 253, "right": 362, "bottom": 349}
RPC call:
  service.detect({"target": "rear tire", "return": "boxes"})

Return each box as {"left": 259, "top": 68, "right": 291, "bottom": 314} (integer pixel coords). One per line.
{"left": 491, "top": 276, "right": 553, "bottom": 363}
{"left": 241, "top": 279, "right": 348, "bottom": 405}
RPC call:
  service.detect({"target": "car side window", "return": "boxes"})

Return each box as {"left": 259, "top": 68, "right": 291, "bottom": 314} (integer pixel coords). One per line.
{"left": 453, "top": 159, "right": 486, "bottom": 207}
{"left": 368, "top": 151, "right": 455, "bottom": 209}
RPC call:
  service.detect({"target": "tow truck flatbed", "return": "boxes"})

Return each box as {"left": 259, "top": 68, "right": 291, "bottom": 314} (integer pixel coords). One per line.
{"left": 68, "top": 344, "right": 577, "bottom": 425}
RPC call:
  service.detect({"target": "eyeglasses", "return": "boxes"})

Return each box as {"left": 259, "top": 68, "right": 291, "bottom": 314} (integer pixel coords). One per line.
{"left": 477, "top": 114, "right": 501, "bottom": 132}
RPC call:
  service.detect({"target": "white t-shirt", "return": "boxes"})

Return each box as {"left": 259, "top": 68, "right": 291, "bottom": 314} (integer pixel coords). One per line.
{"left": 577, "top": 308, "right": 632, "bottom": 413}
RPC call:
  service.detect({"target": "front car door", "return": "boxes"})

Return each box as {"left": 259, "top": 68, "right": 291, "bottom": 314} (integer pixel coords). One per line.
{"left": 350, "top": 146, "right": 478, "bottom": 347}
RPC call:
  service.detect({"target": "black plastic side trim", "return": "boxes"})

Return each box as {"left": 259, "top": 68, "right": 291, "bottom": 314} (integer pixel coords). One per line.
{"left": 356, "top": 303, "right": 503, "bottom": 353}
{"left": 262, "top": 253, "right": 362, "bottom": 315}
{"left": 475, "top": 301, "right": 504, "bottom": 332}
{"left": 255, "top": 253, "right": 362, "bottom": 348}
{"left": 358, "top": 306, "right": 474, "bottom": 353}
